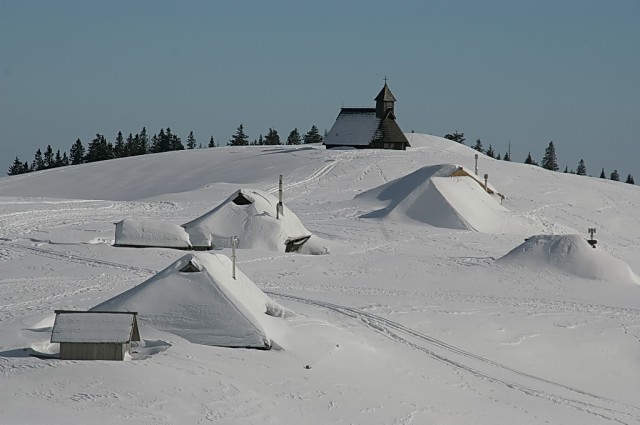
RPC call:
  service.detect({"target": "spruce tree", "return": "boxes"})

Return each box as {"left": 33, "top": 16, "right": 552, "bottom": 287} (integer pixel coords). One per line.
{"left": 472, "top": 139, "right": 484, "bottom": 153}
{"left": 303, "top": 125, "right": 323, "bottom": 144}
{"left": 496, "top": 153, "right": 501, "bottom": 160}
{"left": 70, "top": 138, "right": 85, "bottom": 165}
{"left": 625, "top": 174, "right": 635, "bottom": 184}
{"left": 138, "top": 127, "right": 149, "bottom": 155}
{"left": 7, "top": 157, "right": 25, "bottom": 175}
{"left": 486, "top": 144, "right": 495, "bottom": 158}
{"left": 576, "top": 159, "right": 586, "bottom": 176}
{"left": 599, "top": 168, "right": 606, "bottom": 179}
{"left": 610, "top": 170, "right": 620, "bottom": 181}
{"left": 32, "top": 149, "right": 45, "bottom": 171}
{"left": 524, "top": 152, "right": 537, "bottom": 165}
{"left": 541, "top": 141, "right": 559, "bottom": 171}
{"left": 168, "top": 128, "right": 184, "bottom": 151}
{"left": 125, "top": 133, "right": 134, "bottom": 156}
{"left": 563, "top": 166, "right": 568, "bottom": 173}
{"left": 54, "top": 150, "right": 63, "bottom": 167}
{"left": 186, "top": 131, "right": 197, "bottom": 149}
{"left": 208, "top": 136, "right": 216, "bottom": 148}
{"left": 61, "top": 152, "right": 69, "bottom": 166}
{"left": 264, "top": 128, "right": 281, "bottom": 145}
{"left": 443, "top": 131, "right": 465, "bottom": 144}
{"left": 503, "top": 151, "right": 511, "bottom": 161}
{"left": 85, "top": 134, "right": 113, "bottom": 162}
{"left": 114, "top": 131, "right": 126, "bottom": 158}
{"left": 229, "top": 124, "right": 250, "bottom": 146}
{"left": 287, "top": 128, "right": 302, "bottom": 145}
{"left": 43, "top": 145, "right": 54, "bottom": 169}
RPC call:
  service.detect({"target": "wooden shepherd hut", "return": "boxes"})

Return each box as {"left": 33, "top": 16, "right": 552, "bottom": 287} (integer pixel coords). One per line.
{"left": 324, "top": 82, "right": 410, "bottom": 150}
{"left": 51, "top": 310, "right": 140, "bottom": 361}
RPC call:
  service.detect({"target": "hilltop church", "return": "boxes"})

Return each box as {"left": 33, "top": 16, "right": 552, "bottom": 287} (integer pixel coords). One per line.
{"left": 323, "top": 82, "right": 410, "bottom": 150}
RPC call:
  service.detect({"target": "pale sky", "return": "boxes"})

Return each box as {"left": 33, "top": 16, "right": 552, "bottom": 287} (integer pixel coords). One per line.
{"left": 1, "top": 0, "right": 639, "bottom": 179}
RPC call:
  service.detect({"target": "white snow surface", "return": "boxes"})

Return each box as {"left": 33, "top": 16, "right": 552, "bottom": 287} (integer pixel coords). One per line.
{"left": 1, "top": 134, "right": 640, "bottom": 424}
{"left": 91, "top": 253, "right": 286, "bottom": 348}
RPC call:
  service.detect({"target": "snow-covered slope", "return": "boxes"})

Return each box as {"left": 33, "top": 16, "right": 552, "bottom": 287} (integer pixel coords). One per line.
{"left": 1, "top": 134, "right": 640, "bottom": 425}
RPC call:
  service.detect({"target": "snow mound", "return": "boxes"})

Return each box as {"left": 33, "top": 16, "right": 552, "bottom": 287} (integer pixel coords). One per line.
{"left": 91, "top": 253, "right": 291, "bottom": 349}
{"left": 357, "top": 164, "right": 537, "bottom": 233}
{"left": 114, "top": 219, "right": 191, "bottom": 249}
{"left": 183, "top": 188, "right": 312, "bottom": 252}
{"left": 496, "top": 234, "right": 640, "bottom": 283}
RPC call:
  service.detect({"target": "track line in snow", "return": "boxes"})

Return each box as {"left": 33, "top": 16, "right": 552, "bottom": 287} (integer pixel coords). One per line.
{"left": 0, "top": 241, "right": 156, "bottom": 276}
{"left": 270, "top": 292, "right": 640, "bottom": 424}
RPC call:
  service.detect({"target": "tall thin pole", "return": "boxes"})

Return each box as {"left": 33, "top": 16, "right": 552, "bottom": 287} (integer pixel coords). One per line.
{"left": 475, "top": 154, "right": 479, "bottom": 175}
{"left": 277, "top": 174, "right": 283, "bottom": 219}
{"left": 231, "top": 236, "right": 238, "bottom": 280}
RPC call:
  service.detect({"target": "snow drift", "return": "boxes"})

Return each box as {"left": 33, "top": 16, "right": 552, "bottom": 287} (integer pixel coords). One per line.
{"left": 357, "top": 164, "right": 538, "bottom": 233}
{"left": 496, "top": 234, "right": 640, "bottom": 284}
{"left": 91, "top": 253, "right": 290, "bottom": 349}
{"left": 183, "top": 188, "right": 312, "bottom": 252}
{"left": 114, "top": 219, "right": 191, "bottom": 249}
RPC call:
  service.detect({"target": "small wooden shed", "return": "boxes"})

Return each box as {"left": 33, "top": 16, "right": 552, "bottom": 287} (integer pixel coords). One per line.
{"left": 51, "top": 310, "right": 140, "bottom": 361}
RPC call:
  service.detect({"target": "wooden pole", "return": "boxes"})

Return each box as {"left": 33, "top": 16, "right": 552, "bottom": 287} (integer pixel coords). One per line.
{"left": 231, "top": 236, "right": 238, "bottom": 279}
{"left": 277, "top": 174, "right": 283, "bottom": 219}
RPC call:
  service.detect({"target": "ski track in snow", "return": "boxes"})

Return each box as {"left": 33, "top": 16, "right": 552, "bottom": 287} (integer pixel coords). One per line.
{"left": 270, "top": 292, "right": 640, "bottom": 425}
{"left": 0, "top": 199, "right": 183, "bottom": 239}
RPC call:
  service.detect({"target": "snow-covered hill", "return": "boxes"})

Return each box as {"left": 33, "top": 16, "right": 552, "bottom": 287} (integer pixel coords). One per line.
{"left": 1, "top": 134, "right": 640, "bottom": 424}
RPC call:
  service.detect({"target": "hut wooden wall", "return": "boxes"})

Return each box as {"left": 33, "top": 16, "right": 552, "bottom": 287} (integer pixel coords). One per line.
{"left": 59, "top": 342, "right": 129, "bottom": 361}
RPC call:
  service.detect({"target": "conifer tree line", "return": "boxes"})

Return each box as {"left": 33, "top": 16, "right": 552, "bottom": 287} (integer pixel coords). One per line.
{"left": 444, "top": 131, "right": 635, "bottom": 185}
{"left": 7, "top": 124, "right": 325, "bottom": 176}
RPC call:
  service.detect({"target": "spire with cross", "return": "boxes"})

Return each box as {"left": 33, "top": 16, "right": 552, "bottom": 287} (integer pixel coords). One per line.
{"left": 375, "top": 77, "right": 396, "bottom": 118}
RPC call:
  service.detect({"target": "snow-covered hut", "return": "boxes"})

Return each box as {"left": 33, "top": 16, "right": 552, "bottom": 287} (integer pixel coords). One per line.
{"left": 114, "top": 219, "right": 191, "bottom": 249}
{"left": 91, "top": 253, "right": 289, "bottom": 349}
{"left": 324, "top": 83, "right": 410, "bottom": 150}
{"left": 182, "top": 188, "right": 312, "bottom": 252}
{"left": 51, "top": 310, "right": 140, "bottom": 361}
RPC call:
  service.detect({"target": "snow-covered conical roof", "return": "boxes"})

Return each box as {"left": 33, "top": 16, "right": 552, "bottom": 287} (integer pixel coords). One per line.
{"left": 92, "top": 253, "right": 289, "bottom": 348}
{"left": 182, "top": 188, "right": 311, "bottom": 251}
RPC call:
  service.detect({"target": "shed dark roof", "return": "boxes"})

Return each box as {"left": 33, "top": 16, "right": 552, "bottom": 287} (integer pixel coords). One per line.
{"left": 374, "top": 83, "right": 397, "bottom": 102}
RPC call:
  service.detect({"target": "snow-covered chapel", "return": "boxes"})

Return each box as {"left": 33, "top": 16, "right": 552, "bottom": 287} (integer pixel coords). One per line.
{"left": 323, "top": 82, "right": 410, "bottom": 150}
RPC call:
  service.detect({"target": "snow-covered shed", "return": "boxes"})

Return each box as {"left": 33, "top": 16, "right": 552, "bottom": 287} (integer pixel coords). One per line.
{"left": 114, "top": 219, "right": 191, "bottom": 249}
{"left": 91, "top": 253, "right": 289, "bottom": 349}
{"left": 182, "top": 188, "right": 312, "bottom": 252}
{"left": 324, "top": 83, "right": 410, "bottom": 150}
{"left": 51, "top": 310, "right": 140, "bottom": 361}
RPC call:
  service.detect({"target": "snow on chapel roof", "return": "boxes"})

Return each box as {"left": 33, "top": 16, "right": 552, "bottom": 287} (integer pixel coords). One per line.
{"left": 323, "top": 108, "right": 382, "bottom": 147}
